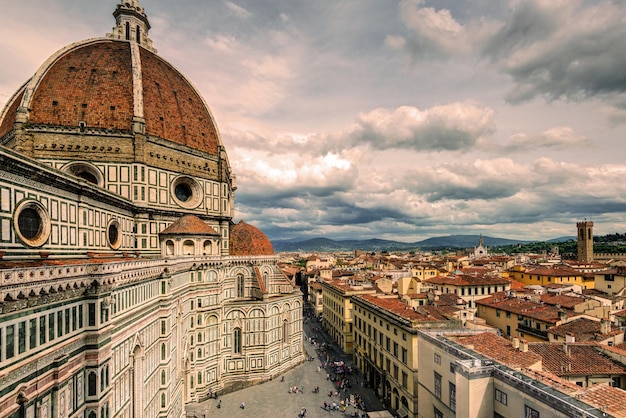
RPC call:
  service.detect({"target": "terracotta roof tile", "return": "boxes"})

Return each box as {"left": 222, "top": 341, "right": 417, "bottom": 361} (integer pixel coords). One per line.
{"left": 528, "top": 343, "right": 626, "bottom": 376}
{"left": 548, "top": 318, "right": 621, "bottom": 342}
{"left": 356, "top": 294, "right": 448, "bottom": 322}
{"left": 477, "top": 292, "right": 571, "bottom": 324}
{"left": 454, "top": 332, "right": 542, "bottom": 370}
{"left": 577, "top": 383, "right": 626, "bottom": 418}
{"left": 160, "top": 214, "right": 220, "bottom": 236}
{"left": 229, "top": 220, "right": 274, "bottom": 256}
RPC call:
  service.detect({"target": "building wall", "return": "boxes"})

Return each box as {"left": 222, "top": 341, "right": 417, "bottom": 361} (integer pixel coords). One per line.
{"left": 417, "top": 330, "right": 585, "bottom": 418}
{"left": 594, "top": 271, "right": 626, "bottom": 295}
{"left": 0, "top": 149, "right": 304, "bottom": 418}
{"left": 320, "top": 282, "right": 376, "bottom": 354}
{"left": 351, "top": 300, "right": 418, "bottom": 417}
{"left": 476, "top": 303, "right": 554, "bottom": 342}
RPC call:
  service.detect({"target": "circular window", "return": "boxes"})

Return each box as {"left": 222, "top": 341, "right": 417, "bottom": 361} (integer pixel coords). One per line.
{"left": 14, "top": 200, "right": 51, "bottom": 248}
{"left": 107, "top": 219, "right": 122, "bottom": 249}
{"left": 171, "top": 176, "right": 202, "bottom": 208}
{"left": 175, "top": 183, "right": 193, "bottom": 202}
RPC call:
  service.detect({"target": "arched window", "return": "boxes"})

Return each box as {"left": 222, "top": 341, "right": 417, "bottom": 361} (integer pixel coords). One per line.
{"left": 161, "top": 393, "right": 166, "bottom": 408}
{"left": 203, "top": 240, "right": 212, "bottom": 255}
{"left": 190, "top": 376, "right": 194, "bottom": 389}
{"left": 197, "top": 371, "right": 202, "bottom": 385}
{"left": 233, "top": 327, "right": 242, "bottom": 354}
{"left": 283, "top": 320, "right": 289, "bottom": 344}
{"left": 237, "top": 274, "right": 244, "bottom": 298}
{"left": 161, "top": 370, "right": 166, "bottom": 385}
{"left": 197, "top": 332, "right": 202, "bottom": 343}
{"left": 89, "top": 412, "right": 96, "bottom": 418}
{"left": 88, "top": 371, "right": 97, "bottom": 396}
{"left": 136, "top": 25, "right": 141, "bottom": 43}
{"left": 183, "top": 240, "right": 195, "bottom": 255}
{"left": 161, "top": 343, "right": 166, "bottom": 360}
{"left": 166, "top": 240, "right": 175, "bottom": 256}
{"left": 197, "top": 348, "right": 202, "bottom": 359}
{"left": 125, "top": 22, "right": 130, "bottom": 40}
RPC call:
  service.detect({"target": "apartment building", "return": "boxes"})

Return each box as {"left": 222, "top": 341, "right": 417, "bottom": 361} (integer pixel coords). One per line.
{"left": 426, "top": 271, "right": 511, "bottom": 310}
{"left": 509, "top": 265, "right": 595, "bottom": 289}
{"left": 476, "top": 292, "right": 570, "bottom": 341}
{"left": 417, "top": 329, "right": 626, "bottom": 418}
{"left": 594, "top": 265, "right": 626, "bottom": 296}
{"left": 351, "top": 294, "right": 461, "bottom": 418}
{"left": 320, "top": 279, "right": 376, "bottom": 354}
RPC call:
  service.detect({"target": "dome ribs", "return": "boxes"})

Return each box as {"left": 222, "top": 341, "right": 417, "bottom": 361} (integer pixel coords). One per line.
{"left": 140, "top": 48, "right": 219, "bottom": 155}
{"left": 29, "top": 41, "right": 133, "bottom": 131}
{"left": 0, "top": 89, "right": 24, "bottom": 139}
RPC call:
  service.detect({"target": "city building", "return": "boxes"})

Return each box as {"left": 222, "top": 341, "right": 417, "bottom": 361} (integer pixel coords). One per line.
{"left": 351, "top": 294, "right": 460, "bottom": 418}
{"left": 320, "top": 279, "right": 376, "bottom": 354}
{"left": 425, "top": 271, "right": 511, "bottom": 310}
{"left": 0, "top": 2, "right": 304, "bottom": 417}
{"left": 594, "top": 264, "right": 626, "bottom": 296}
{"left": 417, "top": 329, "right": 626, "bottom": 418}
{"left": 476, "top": 292, "right": 572, "bottom": 341}
{"left": 508, "top": 265, "right": 595, "bottom": 289}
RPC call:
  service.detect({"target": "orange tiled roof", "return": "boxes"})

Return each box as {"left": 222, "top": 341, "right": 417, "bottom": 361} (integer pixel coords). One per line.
{"left": 525, "top": 266, "right": 582, "bottom": 277}
{"left": 476, "top": 292, "right": 570, "bottom": 323}
{"left": 357, "top": 294, "right": 447, "bottom": 323}
{"left": 548, "top": 318, "right": 622, "bottom": 342}
{"left": 577, "top": 383, "right": 626, "bottom": 418}
{"left": 427, "top": 273, "right": 510, "bottom": 286}
{"left": 540, "top": 294, "right": 587, "bottom": 309}
{"left": 454, "top": 332, "right": 542, "bottom": 370}
{"left": 528, "top": 343, "right": 626, "bottom": 376}
{"left": 160, "top": 214, "right": 220, "bottom": 235}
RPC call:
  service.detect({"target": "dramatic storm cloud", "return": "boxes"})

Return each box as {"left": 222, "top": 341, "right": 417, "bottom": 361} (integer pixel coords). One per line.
{"left": 1, "top": 0, "right": 625, "bottom": 242}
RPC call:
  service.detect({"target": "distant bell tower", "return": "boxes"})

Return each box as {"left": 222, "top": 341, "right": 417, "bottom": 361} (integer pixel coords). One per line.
{"left": 576, "top": 220, "right": 594, "bottom": 263}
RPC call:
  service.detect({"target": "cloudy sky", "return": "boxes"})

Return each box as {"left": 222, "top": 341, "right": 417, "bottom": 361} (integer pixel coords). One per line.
{"left": 1, "top": 0, "right": 626, "bottom": 242}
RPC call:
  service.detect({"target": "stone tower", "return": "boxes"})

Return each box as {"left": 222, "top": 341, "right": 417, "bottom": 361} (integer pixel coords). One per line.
{"left": 577, "top": 220, "right": 594, "bottom": 263}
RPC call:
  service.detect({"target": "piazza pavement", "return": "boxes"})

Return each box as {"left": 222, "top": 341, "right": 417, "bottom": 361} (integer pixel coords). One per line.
{"left": 186, "top": 314, "right": 389, "bottom": 418}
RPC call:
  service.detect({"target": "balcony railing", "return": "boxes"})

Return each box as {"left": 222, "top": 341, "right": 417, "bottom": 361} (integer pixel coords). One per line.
{"left": 517, "top": 323, "right": 548, "bottom": 339}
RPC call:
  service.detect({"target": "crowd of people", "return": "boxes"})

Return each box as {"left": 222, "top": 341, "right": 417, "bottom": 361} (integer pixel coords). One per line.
{"left": 219, "top": 307, "right": 373, "bottom": 417}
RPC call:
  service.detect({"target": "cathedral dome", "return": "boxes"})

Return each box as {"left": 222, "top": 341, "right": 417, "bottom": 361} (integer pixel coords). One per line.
{"left": 0, "top": 1, "right": 221, "bottom": 157}
{"left": 230, "top": 220, "right": 274, "bottom": 256}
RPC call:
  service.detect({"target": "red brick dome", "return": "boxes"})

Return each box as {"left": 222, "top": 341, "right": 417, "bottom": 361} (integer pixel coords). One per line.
{"left": 230, "top": 220, "right": 274, "bottom": 256}
{"left": 0, "top": 39, "right": 220, "bottom": 155}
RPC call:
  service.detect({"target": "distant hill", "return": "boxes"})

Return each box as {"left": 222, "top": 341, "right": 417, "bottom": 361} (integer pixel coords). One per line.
{"left": 547, "top": 236, "right": 576, "bottom": 243}
{"left": 271, "top": 235, "right": 532, "bottom": 253}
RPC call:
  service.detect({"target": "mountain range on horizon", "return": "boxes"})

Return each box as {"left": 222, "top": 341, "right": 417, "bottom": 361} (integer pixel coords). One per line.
{"left": 271, "top": 234, "right": 576, "bottom": 253}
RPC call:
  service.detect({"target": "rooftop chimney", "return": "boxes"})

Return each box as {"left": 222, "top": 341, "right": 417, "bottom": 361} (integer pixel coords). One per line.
{"left": 601, "top": 318, "right": 611, "bottom": 335}
{"left": 520, "top": 339, "right": 528, "bottom": 353}
{"left": 512, "top": 337, "right": 520, "bottom": 349}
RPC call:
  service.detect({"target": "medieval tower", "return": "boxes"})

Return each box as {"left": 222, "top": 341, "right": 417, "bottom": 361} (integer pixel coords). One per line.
{"left": 577, "top": 220, "right": 594, "bottom": 263}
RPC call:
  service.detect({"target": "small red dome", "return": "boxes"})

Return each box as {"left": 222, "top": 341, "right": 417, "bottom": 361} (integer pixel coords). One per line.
{"left": 230, "top": 220, "right": 274, "bottom": 256}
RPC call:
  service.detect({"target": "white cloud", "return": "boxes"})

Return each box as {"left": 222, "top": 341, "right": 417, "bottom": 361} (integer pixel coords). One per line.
{"left": 224, "top": 1, "right": 251, "bottom": 19}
